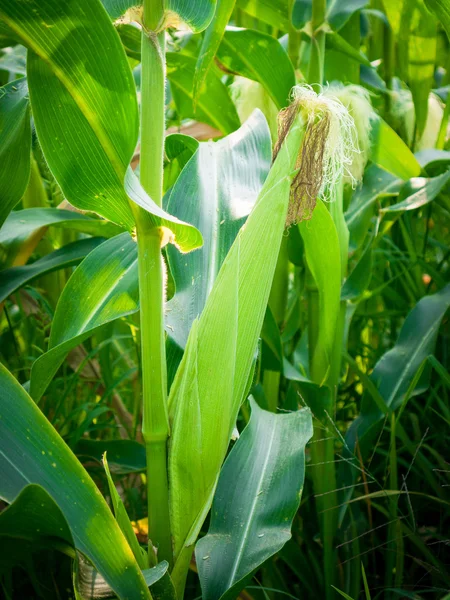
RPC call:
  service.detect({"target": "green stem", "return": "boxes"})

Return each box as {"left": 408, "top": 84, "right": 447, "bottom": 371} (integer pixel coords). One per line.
{"left": 138, "top": 0, "right": 173, "bottom": 567}
{"left": 308, "top": 0, "right": 326, "bottom": 85}
{"left": 436, "top": 93, "right": 450, "bottom": 150}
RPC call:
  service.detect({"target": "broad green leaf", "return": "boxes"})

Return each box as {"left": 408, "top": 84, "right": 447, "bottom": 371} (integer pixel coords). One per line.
{"left": 76, "top": 439, "right": 146, "bottom": 475}
{"left": 164, "top": 134, "right": 200, "bottom": 192}
{"left": 166, "top": 110, "right": 272, "bottom": 350}
{"left": 425, "top": 0, "right": 450, "bottom": 40}
{"left": 381, "top": 170, "right": 450, "bottom": 213}
{"left": 102, "top": 0, "right": 216, "bottom": 32}
{"left": 236, "top": 0, "right": 290, "bottom": 30}
{"left": 0, "top": 237, "right": 105, "bottom": 303}
{"left": 103, "top": 455, "right": 147, "bottom": 570}
{"left": 217, "top": 29, "right": 295, "bottom": 110}
{"left": 346, "top": 283, "right": 450, "bottom": 454}
{"left": 370, "top": 118, "right": 421, "bottom": 180}
{"left": 0, "top": 363, "right": 151, "bottom": 599}
{"left": 168, "top": 114, "right": 305, "bottom": 578}
{"left": 195, "top": 399, "right": 313, "bottom": 600}
{"left": 167, "top": 52, "right": 240, "bottom": 135}
{"left": 299, "top": 200, "right": 341, "bottom": 384}
{"left": 325, "top": 31, "right": 371, "bottom": 67}
{"left": 345, "top": 165, "right": 401, "bottom": 251}
{"left": 0, "top": 0, "right": 139, "bottom": 230}
{"left": 194, "top": 0, "right": 237, "bottom": 106}
{"left": 0, "top": 208, "right": 123, "bottom": 248}
{"left": 0, "top": 484, "right": 74, "bottom": 556}
{"left": 30, "top": 233, "right": 139, "bottom": 401}
{"left": 125, "top": 169, "right": 203, "bottom": 252}
{"left": 327, "top": 0, "right": 368, "bottom": 31}
{"left": 167, "top": 0, "right": 216, "bottom": 31}
{"left": 0, "top": 77, "right": 31, "bottom": 227}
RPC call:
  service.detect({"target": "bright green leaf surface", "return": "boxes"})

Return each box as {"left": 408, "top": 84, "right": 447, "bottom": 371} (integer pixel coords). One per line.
{"left": 381, "top": 170, "right": 450, "bottom": 213}
{"left": 30, "top": 233, "right": 139, "bottom": 401}
{"left": 0, "top": 77, "right": 31, "bottom": 227}
{"left": 0, "top": 363, "right": 151, "bottom": 599}
{"left": 0, "top": 0, "right": 139, "bottom": 230}
{"left": 195, "top": 400, "right": 313, "bottom": 600}
{"left": 0, "top": 237, "right": 105, "bottom": 303}
{"left": 194, "top": 0, "right": 237, "bottom": 105}
{"left": 236, "top": 0, "right": 290, "bottom": 30}
{"left": 167, "top": 52, "right": 240, "bottom": 135}
{"left": 168, "top": 113, "right": 305, "bottom": 575}
{"left": 125, "top": 169, "right": 203, "bottom": 252}
{"left": 217, "top": 29, "right": 295, "bottom": 110}
{"left": 0, "top": 208, "right": 123, "bottom": 249}
{"left": 166, "top": 110, "right": 272, "bottom": 350}
{"left": 425, "top": 0, "right": 450, "bottom": 39}
{"left": 299, "top": 200, "right": 341, "bottom": 384}
{"left": 370, "top": 118, "right": 421, "bottom": 180}
{"left": 0, "top": 484, "right": 74, "bottom": 555}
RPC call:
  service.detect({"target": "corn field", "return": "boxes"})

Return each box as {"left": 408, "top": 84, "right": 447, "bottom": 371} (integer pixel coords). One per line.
{"left": 0, "top": 0, "right": 450, "bottom": 598}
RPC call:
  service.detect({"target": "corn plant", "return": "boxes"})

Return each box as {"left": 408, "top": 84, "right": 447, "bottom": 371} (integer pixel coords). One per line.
{"left": 1, "top": 0, "right": 450, "bottom": 599}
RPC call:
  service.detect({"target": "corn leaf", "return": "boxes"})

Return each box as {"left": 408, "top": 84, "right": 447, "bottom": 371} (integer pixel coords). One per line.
{"left": 75, "top": 439, "right": 146, "bottom": 475}
{"left": 0, "top": 484, "right": 74, "bottom": 555}
{"left": 381, "top": 170, "right": 450, "bottom": 213}
{"left": 167, "top": 52, "right": 240, "bottom": 135}
{"left": 103, "top": 455, "right": 148, "bottom": 570}
{"left": 425, "top": 0, "right": 450, "bottom": 39}
{"left": 0, "top": 237, "right": 105, "bottom": 303}
{"left": 194, "top": 0, "right": 237, "bottom": 106}
{"left": 0, "top": 363, "right": 151, "bottom": 600}
{"left": 30, "top": 233, "right": 139, "bottom": 401}
{"left": 101, "top": 0, "right": 216, "bottom": 32}
{"left": 236, "top": 0, "right": 290, "bottom": 30}
{"left": 345, "top": 165, "right": 401, "bottom": 251}
{"left": 195, "top": 399, "right": 313, "bottom": 600}
{"left": 166, "top": 110, "right": 272, "bottom": 350}
{"left": 0, "top": 0, "right": 138, "bottom": 230}
{"left": 370, "top": 118, "right": 421, "bottom": 179}
{"left": 0, "top": 77, "right": 31, "bottom": 227}
{"left": 217, "top": 28, "right": 295, "bottom": 110}
{"left": 168, "top": 112, "right": 306, "bottom": 574}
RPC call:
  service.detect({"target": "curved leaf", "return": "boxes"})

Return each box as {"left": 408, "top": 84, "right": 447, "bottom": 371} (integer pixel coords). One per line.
{"left": 0, "top": 208, "right": 123, "bottom": 249}
{"left": 236, "top": 0, "right": 290, "bottom": 30}
{"left": 217, "top": 28, "right": 295, "bottom": 110}
{"left": 125, "top": 169, "right": 203, "bottom": 252}
{"left": 381, "top": 170, "right": 450, "bottom": 213}
{"left": 30, "top": 233, "right": 139, "bottom": 401}
{"left": 0, "top": 237, "right": 105, "bottom": 303}
{"left": 370, "top": 117, "right": 421, "bottom": 180}
{"left": 166, "top": 109, "right": 272, "bottom": 350}
{"left": 0, "top": 363, "right": 151, "bottom": 599}
{"left": 76, "top": 439, "right": 146, "bottom": 475}
{"left": 425, "top": 0, "right": 450, "bottom": 40}
{"left": 167, "top": 52, "right": 240, "bottom": 135}
{"left": 0, "top": 77, "right": 31, "bottom": 227}
{"left": 0, "top": 0, "right": 139, "bottom": 229}
{"left": 102, "top": 0, "right": 216, "bottom": 32}
{"left": 194, "top": 0, "right": 237, "bottom": 105}
{"left": 195, "top": 400, "right": 313, "bottom": 600}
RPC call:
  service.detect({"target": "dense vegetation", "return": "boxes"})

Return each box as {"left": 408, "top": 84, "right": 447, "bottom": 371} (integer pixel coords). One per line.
{"left": 0, "top": 0, "right": 450, "bottom": 598}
